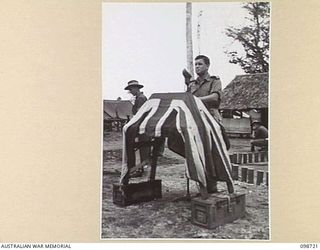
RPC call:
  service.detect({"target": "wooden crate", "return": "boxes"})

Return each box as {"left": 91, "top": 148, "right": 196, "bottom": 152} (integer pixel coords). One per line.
{"left": 191, "top": 193, "right": 246, "bottom": 229}
{"left": 113, "top": 180, "right": 162, "bottom": 207}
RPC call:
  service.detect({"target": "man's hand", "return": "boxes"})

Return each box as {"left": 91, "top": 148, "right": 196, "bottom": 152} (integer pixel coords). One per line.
{"left": 182, "top": 68, "right": 192, "bottom": 86}
{"left": 182, "top": 68, "right": 192, "bottom": 79}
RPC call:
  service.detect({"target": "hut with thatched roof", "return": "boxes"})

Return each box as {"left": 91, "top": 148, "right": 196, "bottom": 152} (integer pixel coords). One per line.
{"left": 220, "top": 73, "right": 269, "bottom": 135}
{"left": 103, "top": 100, "right": 133, "bottom": 131}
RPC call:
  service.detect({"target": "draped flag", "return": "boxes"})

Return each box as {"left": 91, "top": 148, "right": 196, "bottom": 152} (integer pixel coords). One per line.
{"left": 120, "top": 92, "right": 233, "bottom": 190}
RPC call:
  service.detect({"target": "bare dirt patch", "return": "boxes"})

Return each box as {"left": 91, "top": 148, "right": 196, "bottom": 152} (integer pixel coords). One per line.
{"left": 101, "top": 132, "right": 269, "bottom": 239}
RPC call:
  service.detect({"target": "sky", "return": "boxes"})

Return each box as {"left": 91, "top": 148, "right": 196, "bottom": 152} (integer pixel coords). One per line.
{"left": 102, "top": 2, "right": 249, "bottom": 101}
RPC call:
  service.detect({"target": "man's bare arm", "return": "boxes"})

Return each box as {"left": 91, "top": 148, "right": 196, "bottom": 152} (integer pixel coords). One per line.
{"left": 198, "top": 92, "right": 220, "bottom": 107}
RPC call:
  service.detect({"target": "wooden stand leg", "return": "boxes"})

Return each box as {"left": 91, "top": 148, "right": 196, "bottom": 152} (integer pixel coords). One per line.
{"left": 122, "top": 141, "right": 136, "bottom": 185}
{"left": 149, "top": 139, "right": 161, "bottom": 181}
{"left": 186, "top": 178, "right": 190, "bottom": 197}
{"left": 199, "top": 183, "right": 209, "bottom": 200}
{"left": 227, "top": 181, "right": 234, "bottom": 194}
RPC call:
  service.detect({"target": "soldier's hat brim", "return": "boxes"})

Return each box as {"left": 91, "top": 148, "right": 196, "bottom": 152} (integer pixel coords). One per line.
{"left": 124, "top": 80, "right": 144, "bottom": 90}
{"left": 251, "top": 120, "right": 261, "bottom": 126}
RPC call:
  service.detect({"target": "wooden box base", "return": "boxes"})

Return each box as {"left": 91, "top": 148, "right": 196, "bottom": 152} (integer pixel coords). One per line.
{"left": 191, "top": 192, "right": 246, "bottom": 229}
{"left": 113, "top": 180, "right": 162, "bottom": 206}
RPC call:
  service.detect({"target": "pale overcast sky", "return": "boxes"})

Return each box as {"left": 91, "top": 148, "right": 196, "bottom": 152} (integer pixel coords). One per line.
{"left": 102, "top": 2, "right": 248, "bottom": 100}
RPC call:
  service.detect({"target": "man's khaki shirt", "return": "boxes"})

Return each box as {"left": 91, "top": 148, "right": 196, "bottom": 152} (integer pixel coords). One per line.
{"left": 186, "top": 73, "right": 222, "bottom": 121}
{"left": 132, "top": 92, "right": 147, "bottom": 115}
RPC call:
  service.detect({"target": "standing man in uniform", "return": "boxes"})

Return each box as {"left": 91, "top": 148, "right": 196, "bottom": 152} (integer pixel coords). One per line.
{"left": 125, "top": 80, "right": 147, "bottom": 115}
{"left": 125, "top": 80, "right": 148, "bottom": 177}
{"left": 183, "top": 55, "right": 229, "bottom": 193}
{"left": 250, "top": 120, "right": 268, "bottom": 152}
{"left": 183, "top": 55, "right": 222, "bottom": 122}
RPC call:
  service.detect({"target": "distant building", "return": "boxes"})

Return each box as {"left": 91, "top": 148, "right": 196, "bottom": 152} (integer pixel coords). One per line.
{"left": 103, "top": 100, "right": 133, "bottom": 132}
{"left": 220, "top": 73, "right": 269, "bottom": 136}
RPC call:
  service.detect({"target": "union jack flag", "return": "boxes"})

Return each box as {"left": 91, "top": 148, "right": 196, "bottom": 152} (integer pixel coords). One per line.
{"left": 120, "top": 92, "right": 233, "bottom": 190}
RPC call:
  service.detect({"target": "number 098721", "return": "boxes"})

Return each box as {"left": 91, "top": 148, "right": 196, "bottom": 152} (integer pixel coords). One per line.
{"left": 300, "top": 244, "right": 318, "bottom": 248}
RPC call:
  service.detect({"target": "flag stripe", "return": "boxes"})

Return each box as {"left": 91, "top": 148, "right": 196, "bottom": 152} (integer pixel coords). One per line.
{"left": 120, "top": 92, "right": 234, "bottom": 189}
{"left": 154, "top": 106, "right": 175, "bottom": 137}
{"left": 138, "top": 99, "right": 161, "bottom": 135}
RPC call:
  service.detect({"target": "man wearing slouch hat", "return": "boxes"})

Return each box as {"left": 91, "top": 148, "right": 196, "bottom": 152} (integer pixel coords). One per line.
{"left": 124, "top": 80, "right": 149, "bottom": 177}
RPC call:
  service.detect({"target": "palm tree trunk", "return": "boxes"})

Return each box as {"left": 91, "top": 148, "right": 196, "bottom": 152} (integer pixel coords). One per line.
{"left": 186, "top": 2, "right": 194, "bottom": 79}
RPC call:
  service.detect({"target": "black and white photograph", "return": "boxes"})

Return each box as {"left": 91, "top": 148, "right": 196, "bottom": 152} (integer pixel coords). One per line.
{"left": 101, "top": 2, "right": 270, "bottom": 239}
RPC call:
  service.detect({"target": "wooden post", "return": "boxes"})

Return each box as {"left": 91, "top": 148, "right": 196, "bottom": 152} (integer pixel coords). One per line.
{"left": 149, "top": 139, "right": 161, "bottom": 181}
{"left": 186, "top": 2, "right": 194, "bottom": 79}
{"left": 187, "top": 178, "right": 190, "bottom": 197}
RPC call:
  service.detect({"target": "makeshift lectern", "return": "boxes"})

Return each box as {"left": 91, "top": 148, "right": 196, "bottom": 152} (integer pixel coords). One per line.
{"left": 113, "top": 92, "right": 235, "bottom": 206}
